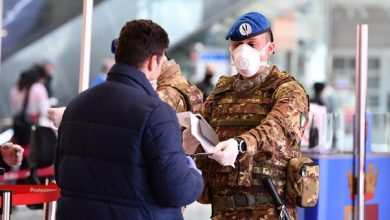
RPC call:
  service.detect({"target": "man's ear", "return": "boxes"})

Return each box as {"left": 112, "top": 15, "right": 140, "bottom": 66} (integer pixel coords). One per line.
{"left": 268, "top": 42, "right": 275, "bottom": 55}
{"left": 146, "top": 55, "right": 158, "bottom": 71}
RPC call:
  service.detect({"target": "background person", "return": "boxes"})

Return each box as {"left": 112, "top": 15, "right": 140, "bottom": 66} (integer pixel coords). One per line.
{"left": 310, "top": 82, "right": 325, "bottom": 106}
{"left": 54, "top": 19, "right": 203, "bottom": 220}
{"left": 196, "top": 63, "right": 216, "bottom": 101}
{"left": 90, "top": 58, "right": 115, "bottom": 87}
{"left": 34, "top": 58, "right": 56, "bottom": 99}
{"left": 9, "top": 67, "right": 50, "bottom": 145}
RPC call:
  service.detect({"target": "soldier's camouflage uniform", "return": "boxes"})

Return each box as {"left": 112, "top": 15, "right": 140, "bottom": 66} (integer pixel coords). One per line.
{"left": 196, "top": 65, "right": 309, "bottom": 220}
{"left": 156, "top": 63, "right": 203, "bottom": 113}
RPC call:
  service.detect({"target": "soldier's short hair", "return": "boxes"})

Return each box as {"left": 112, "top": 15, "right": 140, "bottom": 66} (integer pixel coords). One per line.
{"left": 115, "top": 19, "right": 169, "bottom": 69}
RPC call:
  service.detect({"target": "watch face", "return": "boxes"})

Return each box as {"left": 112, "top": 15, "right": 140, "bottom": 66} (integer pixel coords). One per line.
{"left": 240, "top": 140, "right": 246, "bottom": 153}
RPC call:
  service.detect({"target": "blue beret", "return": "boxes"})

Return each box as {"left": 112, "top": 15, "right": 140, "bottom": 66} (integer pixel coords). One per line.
{"left": 111, "top": 38, "right": 118, "bottom": 54}
{"left": 226, "top": 12, "right": 273, "bottom": 41}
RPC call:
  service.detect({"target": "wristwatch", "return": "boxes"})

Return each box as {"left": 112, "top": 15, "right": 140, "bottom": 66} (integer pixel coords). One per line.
{"left": 233, "top": 137, "right": 247, "bottom": 154}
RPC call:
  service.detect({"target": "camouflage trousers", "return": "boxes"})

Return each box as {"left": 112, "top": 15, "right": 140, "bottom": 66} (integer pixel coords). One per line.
{"left": 211, "top": 206, "right": 297, "bottom": 220}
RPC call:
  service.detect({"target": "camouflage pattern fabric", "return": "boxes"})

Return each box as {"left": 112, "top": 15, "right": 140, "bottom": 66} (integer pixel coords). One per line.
{"left": 212, "top": 205, "right": 298, "bottom": 220}
{"left": 286, "top": 157, "right": 319, "bottom": 207}
{"left": 156, "top": 63, "right": 203, "bottom": 113}
{"left": 171, "top": 82, "right": 203, "bottom": 113}
{"left": 196, "top": 65, "right": 309, "bottom": 219}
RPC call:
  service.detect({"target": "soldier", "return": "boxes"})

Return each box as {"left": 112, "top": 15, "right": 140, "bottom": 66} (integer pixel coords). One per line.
{"left": 193, "top": 12, "right": 309, "bottom": 219}
{"left": 156, "top": 56, "right": 203, "bottom": 113}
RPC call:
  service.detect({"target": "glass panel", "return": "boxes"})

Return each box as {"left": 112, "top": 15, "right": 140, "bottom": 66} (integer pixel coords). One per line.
{"left": 333, "top": 57, "right": 345, "bottom": 69}
{"left": 368, "top": 58, "right": 380, "bottom": 70}
{"left": 371, "top": 113, "right": 390, "bottom": 152}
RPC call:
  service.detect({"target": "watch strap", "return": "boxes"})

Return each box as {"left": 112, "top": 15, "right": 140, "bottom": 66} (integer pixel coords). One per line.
{"left": 233, "top": 137, "right": 247, "bottom": 154}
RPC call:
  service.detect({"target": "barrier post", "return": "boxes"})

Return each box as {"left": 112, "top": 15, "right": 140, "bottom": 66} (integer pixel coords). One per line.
{"left": 0, "top": 190, "right": 12, "bottom": 220}
{"left": 42, "top": 179, "right": 57, "bottom": 220}
{"left": 78, "top": 0, "right": 94, "bottom": 92}
{"left": 354, "top": 24, "right": 368, "bottom": 220}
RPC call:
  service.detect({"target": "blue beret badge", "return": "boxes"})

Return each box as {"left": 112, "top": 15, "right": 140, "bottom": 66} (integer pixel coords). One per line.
{"left": 239, "top": 23, "right": 252, "bottom": 36}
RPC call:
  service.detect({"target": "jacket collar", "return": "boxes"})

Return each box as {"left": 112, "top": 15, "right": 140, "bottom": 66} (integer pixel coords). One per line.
{"left": 107, "top": 62, "right": 157, "bottom": 97}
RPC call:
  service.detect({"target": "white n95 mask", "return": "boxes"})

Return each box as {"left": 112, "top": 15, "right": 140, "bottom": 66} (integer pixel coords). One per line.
{"left": 232, "top": 43, "right": 269, "bottom": 77}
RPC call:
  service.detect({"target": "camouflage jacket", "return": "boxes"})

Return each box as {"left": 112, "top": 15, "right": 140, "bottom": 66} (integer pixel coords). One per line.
{"left": 197, "top": 65, "right": 309, "bottom": 217}
{"left": 156, "top": 64, "right": 203, "bottom": 113}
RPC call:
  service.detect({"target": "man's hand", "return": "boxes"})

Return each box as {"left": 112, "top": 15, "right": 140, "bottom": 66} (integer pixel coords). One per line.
{"left": 47, "top": 107, "right": 66, "bottom": 128}
{"left": 1, "top": 143, "right": 24, "bottom": 166}
{"left": 186, "top": 156, "right": 202, "bottom": 175}
{"left": 182, "top": 128, "right": 199, "bottom": 155}
{"left": 209, "top": 138, "right": 238, "bottom": 167}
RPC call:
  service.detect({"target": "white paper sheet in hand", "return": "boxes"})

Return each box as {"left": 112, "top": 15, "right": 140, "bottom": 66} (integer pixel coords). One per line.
{"left": 177, "top": 112, "right": 191, "bottom": 129}
{"left": 177, "top": 112, "right": 219, "bottom": 153}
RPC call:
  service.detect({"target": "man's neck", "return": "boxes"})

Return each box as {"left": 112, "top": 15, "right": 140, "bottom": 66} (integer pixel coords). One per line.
{"left": 241, "top": 66, "right": 269, "bottom": 81}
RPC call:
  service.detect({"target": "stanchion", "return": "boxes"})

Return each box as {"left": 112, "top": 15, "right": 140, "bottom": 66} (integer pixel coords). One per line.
{"left": 354, "top": 24, "right": 368, "bottom": 220}
{"left": 0, "top": 169, "right": 59, "bottom": 219}
{"left": 42, "top": 178, "right": 57, "bottom": 220}
{"left": 0, "top": 190, "right": 12, "bottom": 220}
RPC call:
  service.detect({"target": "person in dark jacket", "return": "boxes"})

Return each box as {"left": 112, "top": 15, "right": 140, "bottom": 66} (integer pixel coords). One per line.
{"left": 54, "top": 19, "right": 204, "bottom": 220}
{"left": 310, "top": 82, "right": 326, "bottom": 106}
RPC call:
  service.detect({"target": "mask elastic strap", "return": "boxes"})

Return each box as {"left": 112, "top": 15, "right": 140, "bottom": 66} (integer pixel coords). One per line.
{"left": 259, "top": 42, "right": 271, "bottom": 56}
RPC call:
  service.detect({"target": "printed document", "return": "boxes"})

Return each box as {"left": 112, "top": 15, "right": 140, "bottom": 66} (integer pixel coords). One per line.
{"left": 177, "top": 112, "right": 219, "bottom": 153}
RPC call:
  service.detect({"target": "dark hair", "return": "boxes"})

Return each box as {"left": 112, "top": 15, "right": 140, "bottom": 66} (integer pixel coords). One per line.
{"left": 313, "top": 82, "right": 325, "bottom": 96}
{"left": 17, "top": 67, "right": 46, "bottom": 91}
{"left": 115, "top": 19, "right": 169, "bottom": 68}
{"left": 32, "top": 64, "right": 49, "bottom": 77}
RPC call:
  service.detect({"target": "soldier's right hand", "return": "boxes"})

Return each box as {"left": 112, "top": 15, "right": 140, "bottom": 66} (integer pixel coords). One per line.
{"left": 209, "top": 139, "right": 238, "bottom": 168}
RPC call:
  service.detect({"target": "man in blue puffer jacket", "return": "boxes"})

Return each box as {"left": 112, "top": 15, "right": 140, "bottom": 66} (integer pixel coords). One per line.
{"left": 54, "top": 19, "right": 204, "bottom": 220}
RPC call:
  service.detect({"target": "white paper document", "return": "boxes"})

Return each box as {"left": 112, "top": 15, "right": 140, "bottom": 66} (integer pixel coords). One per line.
{"left": 177, "top": 112, "right": 219, "bottom": 153}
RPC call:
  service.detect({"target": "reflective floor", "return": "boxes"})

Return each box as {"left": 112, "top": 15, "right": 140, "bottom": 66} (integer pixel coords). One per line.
{"left": 10, "top": 202, "right": 211, "bottom": 220}
{"left": 183, "top": 202, "right": 211, "bottom": 220}
{"left": 11, "top": 206, "right": 42, "bottom": 220}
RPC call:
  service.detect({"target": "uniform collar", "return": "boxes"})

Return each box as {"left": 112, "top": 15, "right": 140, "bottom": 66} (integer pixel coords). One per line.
{"left": 157, "top": 63, "right": 186, "bottom": 86}
{"left": 233, "top": 64, "right": 274, "bottom": 93}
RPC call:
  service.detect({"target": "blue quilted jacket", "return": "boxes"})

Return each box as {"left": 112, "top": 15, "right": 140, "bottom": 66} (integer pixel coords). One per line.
{"left": 54, "top": 63, "right": 203, "bottom": 220}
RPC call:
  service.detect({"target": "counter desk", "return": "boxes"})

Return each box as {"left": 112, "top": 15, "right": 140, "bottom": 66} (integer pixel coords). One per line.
{"left": 299, "top": 152, "right": 390, "bottom": 220}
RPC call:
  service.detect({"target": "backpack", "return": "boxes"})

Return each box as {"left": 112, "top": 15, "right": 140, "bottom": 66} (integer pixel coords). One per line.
{"left": 12, "top": 88, "right": 32, "bottom": 144}
{"left": 169, "top": 81, "right": 203, "bottom": 113}
{"left": 28, "top": 125, "right": 57, "bottom": 169}
{"left": 286, "top": 157, "right": 320, "bottom": 207}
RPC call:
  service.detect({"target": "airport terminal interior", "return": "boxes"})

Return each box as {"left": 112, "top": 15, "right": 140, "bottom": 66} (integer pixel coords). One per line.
{"left": 1, "top": 0, "right": 390, "bottom": 219}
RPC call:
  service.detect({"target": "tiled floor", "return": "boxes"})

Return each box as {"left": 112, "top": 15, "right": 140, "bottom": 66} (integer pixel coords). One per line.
{"left": 10, "top": 202, "right": 211, "bottom": 220}
{"left": 183, "top": 202, "right": 211, "bottom": 220}
{"left": 10, "top": 206, "right": 42, "bottom": 220}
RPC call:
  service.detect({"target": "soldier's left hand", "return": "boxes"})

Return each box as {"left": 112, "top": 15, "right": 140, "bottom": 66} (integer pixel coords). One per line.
{"left": 209, "top": 139, "right": 238, "bottom": 167}
{"left": 1, "top": 142, "right": 24, "bottom": 166}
